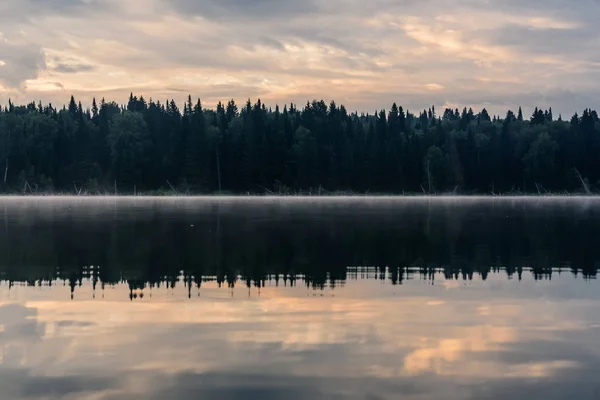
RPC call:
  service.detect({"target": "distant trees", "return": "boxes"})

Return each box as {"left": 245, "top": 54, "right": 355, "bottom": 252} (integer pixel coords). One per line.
{"left": 109, "top": 111, "right": 152, "bottom": 189}
{"left": 0, "top": 94, "right": 598, "bottom": 194}
{"left": 423, "top": 145, "right": 446, "bottom": 193}
{"left": 523, "top": 132, "right": 557, "bottom": 190}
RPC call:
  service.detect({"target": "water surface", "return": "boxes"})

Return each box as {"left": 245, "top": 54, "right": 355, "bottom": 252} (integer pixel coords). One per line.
{"left": 1, "top": 197, "right": 600, "bottom": 399}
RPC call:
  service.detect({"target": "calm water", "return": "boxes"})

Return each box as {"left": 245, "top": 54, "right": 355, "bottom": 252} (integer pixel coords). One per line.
{"left": 1, "top": 197, "right": 600, "bottom": 400}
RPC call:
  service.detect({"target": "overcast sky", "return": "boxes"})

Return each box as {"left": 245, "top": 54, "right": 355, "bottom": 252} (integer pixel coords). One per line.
{"left": 0, "top": 0, "right": 599, "bottom": 116}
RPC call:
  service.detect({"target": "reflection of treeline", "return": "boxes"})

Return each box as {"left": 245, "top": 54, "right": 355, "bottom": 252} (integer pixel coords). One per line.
{"left": 0, "top": 264, "right": 595, "bottom": 297}
{"left": 0, "top": 201, "right": 599, "bottom": 293}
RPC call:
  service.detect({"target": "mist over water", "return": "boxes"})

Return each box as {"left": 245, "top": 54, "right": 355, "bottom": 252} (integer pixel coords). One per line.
{"left": 1, "top": 197, "right": 600, "bottom": 399}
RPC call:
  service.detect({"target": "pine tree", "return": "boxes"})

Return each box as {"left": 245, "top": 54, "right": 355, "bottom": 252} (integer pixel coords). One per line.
{"left": 92, "top": 98, "right": 98, "bottom": 120}
{"left": 68, "top": 95, "right": 77, "bottom": 115}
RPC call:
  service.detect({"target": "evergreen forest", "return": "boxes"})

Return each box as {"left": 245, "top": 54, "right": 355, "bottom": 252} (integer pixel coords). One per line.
{"left": 0, "top": 93, "right": 598, "bottom": 194}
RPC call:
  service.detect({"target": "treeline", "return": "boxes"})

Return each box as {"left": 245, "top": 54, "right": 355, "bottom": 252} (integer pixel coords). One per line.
{"left": 0, "top": 94, "right": 599, "bottom": 194}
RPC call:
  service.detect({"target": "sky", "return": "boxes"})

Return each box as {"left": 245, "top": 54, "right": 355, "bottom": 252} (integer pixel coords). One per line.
{"left": 0, "top": 0, "right": 599, "bottom": 116}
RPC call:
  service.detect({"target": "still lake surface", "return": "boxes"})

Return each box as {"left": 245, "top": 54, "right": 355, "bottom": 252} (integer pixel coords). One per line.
{"left": 1, "top": 196, "right": 600, "bottom": 399}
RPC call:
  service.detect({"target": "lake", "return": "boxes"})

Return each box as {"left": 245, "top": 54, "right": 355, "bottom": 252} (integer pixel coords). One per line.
{"left": 1, "top": 196, "right": 600, "bottom": 400}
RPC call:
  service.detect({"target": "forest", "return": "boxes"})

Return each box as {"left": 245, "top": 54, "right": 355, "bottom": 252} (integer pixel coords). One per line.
{"left": 0, "top": 93, "right": 598, "bottom": 194}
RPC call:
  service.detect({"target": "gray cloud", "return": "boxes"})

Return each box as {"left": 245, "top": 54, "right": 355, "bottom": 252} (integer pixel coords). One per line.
{"left": 54, "top": 63, "right": 97, "bottom": 73}
{"left": 279, "top": 27, "right": 387, "bottom": 58}
{"left": 460, "top": 0, "right": 600, "bottom": 20}
{"left": 0, "top": 0, "right": 101, "bottom": 22}
{"left": 257, "top": 37, "right": 286, "bottom": 52}
{"left": 55, "top": 320, "right": 96, "bottom": 327}
{"left": 479, "top": 24, "right": 600, "bottom": 60}
{"left": 167, "top": 0, "right": 319, "bottom": 20}
{"left": 0, "top": 40, "right": 46, "bottom": 89}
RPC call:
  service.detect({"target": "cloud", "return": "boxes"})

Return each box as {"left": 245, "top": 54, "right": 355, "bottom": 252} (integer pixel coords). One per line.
{"left": 425, "top": 83, "right": 444, "bottom": 91}
{"left": 257, "top": 37, "right": 287, "bottom": 52}
{"left": 167, "top": 0, "right": 320, "bottom": 20}
{"left": 0, "top": 0, "right": 100, "bottom": 22}
{"left": 54, "top": 320, "right": 95, "bottom": 327}
{"left": 479, "top": 23, "right": 598, "bottom": 60}
{"left": 53, "top": 63, "right": 96, "bottom": 73}
{"left": 0, "top": 37, "right": 46, "bottom": 89}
